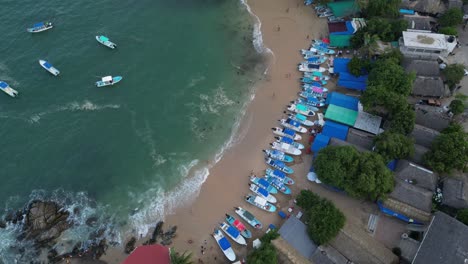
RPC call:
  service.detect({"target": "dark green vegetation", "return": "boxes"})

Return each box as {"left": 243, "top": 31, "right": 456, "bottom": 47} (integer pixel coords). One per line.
{"left": 443, "top": 64, "right": 466, "bottom": 89}
{"left": 315, "top": 146, "right": 394, "bottom": 200}
{"left": 170, "top": 249, "right": 193, "bottom": 264}
{"left": 439, "top": 8, "right": 464, "bottom": 27}
{"left": 247, "top": 230, "right": 280, "bottom": 264}
{"left": 374, "top": 131, "right": 414, "bottom": 162}
{"left": 296, "top": 190, "right": 346, "bottom": 245}
{"left": 424, "top": 123, "right": 468, "bottom": 174}
{"left": 457, "top": 209, "right": 468, "bottom": 226}
{"left": 360, "top": 0, "right": 401, "bottom": 18}
{"left": 438, "top": 27, "right": 458, "bottom": 36}
{"left": 449, "top": 100, "right": 465, "bottom": 115}
{"left": 347, "top": 56, "right": 370, "bottom": 76}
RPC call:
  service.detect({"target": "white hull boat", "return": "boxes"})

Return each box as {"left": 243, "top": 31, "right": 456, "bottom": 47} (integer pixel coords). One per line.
{"left": 27, "top": 22, "right": 53, "bottom": 33}
{"left": 275, "top": 136, "right": 305, "bottom": 150}
{"left": 39, "top": 60, "right": 60, "bottom": 76}
{"left": 287, "top": 103, "right": 316, "bottom": 117}
{"left": 279, "top": 118, "right": 307, "bottom": 133}
{"left": 298, "top": 63, "right": 327, "bottom": 73}
{"left": 245, "top": 194, "right": 277, "bottom": 212}
{"left": 96, "top": 35, "right": 117, "bottom": 49}
{"left": 213, "top": 229, "right": 236, "bottom": 261}
{"left": 219, "top": 222, "right": 247, "bottom": 246}
{"left": 287, "top": 113, "right": 314, "bottom": 127}
{"left": 0, "top": 81, "right": 19, "bottom": 98}
{"left": 270, "top": 142, "right": 302, "bottom": 156}
{"left": 96, "top": 76, "right": 122, "bottom": 87}
{"left": 249, "top": 183, "right": 277, "bottom": 203}
{"left": 271, "top": 127, "right": 302, "bottom": 141}
{"left": 263, "top": 149, "right": 294, "bottom": 163}
{"left": 235, "top": 207, "right": 263, "bottom": 229}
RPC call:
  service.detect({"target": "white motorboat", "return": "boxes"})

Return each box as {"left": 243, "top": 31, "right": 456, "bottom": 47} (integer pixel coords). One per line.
{"left": 213, "top": 229, "right": 236, "bottom": 261}
{"left": 39, "top": 60, "right": 60, "bottom": 76}
{"left": 271, "top": 127, "right": 302, "bottom": 141}
{"left": 0, "top": 81, "right": 19, "bottom": 98}
{"left": 249, "top": 183, "right": 277, "bottom": 203}
{"left": 270, "top": 142, "right": 302, "bottom": 156}
{"left": 219, "top": 222, "right": 247, "bottom": 246}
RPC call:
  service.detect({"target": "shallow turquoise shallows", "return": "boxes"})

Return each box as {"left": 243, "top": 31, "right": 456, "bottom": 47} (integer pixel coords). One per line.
{"left": 0, "top": 0, "right": 265, "bottom": 261}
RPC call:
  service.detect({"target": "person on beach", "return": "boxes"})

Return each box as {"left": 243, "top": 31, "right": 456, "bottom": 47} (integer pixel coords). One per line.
{"left": 277, "top": 26, "right": 280, "bottom": 31}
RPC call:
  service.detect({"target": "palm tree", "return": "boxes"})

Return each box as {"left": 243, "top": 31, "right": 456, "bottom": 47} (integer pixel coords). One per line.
{"left": 360, "top": 32, "right": 380, "bottom": 58}
{"left": 170, "top": 249, "right": 193, "bottom": 264}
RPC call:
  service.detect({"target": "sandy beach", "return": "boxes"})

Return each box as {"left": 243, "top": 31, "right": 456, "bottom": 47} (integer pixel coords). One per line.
{"left": 100, "top": 0, "right": 332, "bottom": 263}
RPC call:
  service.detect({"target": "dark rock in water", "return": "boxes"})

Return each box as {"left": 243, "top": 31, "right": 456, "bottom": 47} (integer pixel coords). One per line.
{"left": 73, "top": 207, "right": 81, "bottom": 216}
{"left": 161, "top": 237, "right": 172, "bottom": 246}
{"left": 85, "top": 216, "right": 98, "bottom": 227}
{"left": 23, "top": 200, "right": 70, "bottom": 245}
{"left": 124, "top": 237, "right": 136, "bottom": 254}
{"left": 151, "top": 221, "right": 164, "bottom": 241}
{"left": 5, "top": 210, "right": 24, "bottom": 224}
{"left": 0, "top": 220, "right": 6, "bottom": 228}
{"left": 47, "top": 249, "right": 58, "bottom": 261}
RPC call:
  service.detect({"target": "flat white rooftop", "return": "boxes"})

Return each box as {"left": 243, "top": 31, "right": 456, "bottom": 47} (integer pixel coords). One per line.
{"left": 402, "top": 31, "right": 447, "bottom": 50}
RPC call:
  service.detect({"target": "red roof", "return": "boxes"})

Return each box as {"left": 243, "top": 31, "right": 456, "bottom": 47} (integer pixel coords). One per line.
{"left": 327, "top": 22, "right": 347, "bottom": 33}
{"left": 122, "top": 245, "right": 170, "bottom": 264}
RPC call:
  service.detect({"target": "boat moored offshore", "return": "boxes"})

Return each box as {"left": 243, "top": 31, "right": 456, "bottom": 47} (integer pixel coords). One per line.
{"left": 96, "top": 76, "right": 123, "bottom": 87}
{"left": 39, "top": 60, "right": 60, "bottom": 76}
{"left": 95, "top": 35, "right": 117, "bottom": 49}
{"left": 0, "top": 81, "right": 19, "bottom": 98}
{"left": 27, "top": 22, "right": 53, "bottom": 33}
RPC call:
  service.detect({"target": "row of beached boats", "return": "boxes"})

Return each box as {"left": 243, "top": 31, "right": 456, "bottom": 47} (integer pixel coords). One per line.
{"left": 0, "top": 22, "right": 122, "bottom": 98}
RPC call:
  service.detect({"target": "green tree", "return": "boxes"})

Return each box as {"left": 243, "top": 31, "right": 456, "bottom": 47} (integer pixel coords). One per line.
{"left": 388, "top": 104, "right": 416, "bottom": 135}
{"left": 374, "top": 131, "right": 415, "bottom": 161}
{"left": 439, "top": 8, "right": 464, "bottom": 27}
{"left": 449, "top": 99, "right": 465, "bottom": 115}
{"left": 247, "top": 230, "right": 279, "bottom": 264}
{"left": 360, "top": 85, "right": 408, "bottom": 113}
{"left": 368, "top": 58, "right": 415, "bottom": 96}
{"left": 379, "top": 49, "right": 404, "bottom": 65}
{"left": 364, "top": 0, "right": 401, "bottom": 18}
{"left": 442, "top": 122, "right": 463, "bottom": 134}
{"left": 424, "top": 128, "right": 468, "bottom": 174}
{"left": 170, "top": 250, "right": 193, "bottom": 264}
{"left": 439, "top": 27, "right": 458, "bottom": 36}
{"left": 443, "top": 64, "right": 466, "bottom": 89}
{"left": 350, "top": 29, "right": 366, "bottom": 49}
{"left": 361, "top": 32, "right": 380, "bottom": 58}
{"left": 314, "top": 146, "right": 360, "bottom": 188}
{"left": 297, "top": 190, "right": 345, "bottom": 245}
{"left": 457, "top": 209, "right": 468, "bottom": 225}
{"left": 348, "top": 56, "right": 369, "bottom": 76}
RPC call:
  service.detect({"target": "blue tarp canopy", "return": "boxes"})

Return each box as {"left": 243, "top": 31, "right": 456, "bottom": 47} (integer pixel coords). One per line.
{"left": 337, "top": 72, "right": 368, "bottom": 91}
{"left": 226, "top": 226, "right": 240, "bottom": 237}
{"left": 311, "top": 134, "right": 330, "bottom": 155}
{"left": 218, "top": 237, "right": 231, "bottom": 250}
{"left": 377, "top": 201, "right": 423, "bottom": 225}
{"left": 321, "top": 121, "right": 349, "bottom": 141}
{"left": 325, "top": 92, "right": 359, "bottom": 111}
{"left": 33, "top": 22, "right": 44, "bottom": 28}
{"left": 257, "top": 186, "right": 269, "bottom": 197}
{"left": 44, "top": 62, "right": 52, "bottom": 69}
{"left": 399, "top": 9, "right": 415, "bottom": 15}
{"left": 333, "top": 58, "right": 351, "bottom": 74}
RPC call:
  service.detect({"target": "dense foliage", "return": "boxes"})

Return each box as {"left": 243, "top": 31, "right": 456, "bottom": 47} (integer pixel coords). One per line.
{"left": 450, "top": 99, "right": 465, "bottom": 115}
{"left": 439, "top": 8, "right": 464, "bottom": 27}
{"left": 374, "top": 131, "right": 414, "bottom": 161}
{"left": 315, "top": 146, "right": 394, "bottom": 200}
{"left": 367, "top": 58, "right": 415, "bottom": 96}
{"left": 350, "top": 18, "right": 407, "bottom": 50}
{"left": 247, "top": 230, "right": 279, "bottom": 264}
{"left": 296, "top": 190, "right": 345, "bottom": 245}
{"left": 388, "top": 104, "right": 416, "bottom": 135}
{"left": 457, "top": 209, "right": 468, "bottom": 226}
{"left": 362, "top": 0, "right": 401, "bottom": 18}
{"left": 438, "top": 27, "right": 458, "bottom": 36}
{"left": 170, "top": 249, "right": 193, "bottom": 264}
{"left": 424, "top": 124, "right": 468, "bottom": 174}
{"left": 347, "top": 56, "right": 369, "bottom": 76}
{"left": 443, "top": 64, "right": 466, "bottom": 89}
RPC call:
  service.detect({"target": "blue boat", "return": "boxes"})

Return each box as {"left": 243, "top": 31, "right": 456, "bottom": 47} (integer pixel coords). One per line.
{"left": 249, "top": 175, "right": 278, "bottom": 194}
{"left": 279, "top": 118, "right": 307, "bottom": 133}
{"left": 39, "top": 60, "right": 60, "bottom": 76}
{"left": 265, "top": 176, "right": 291, "bottom": 195}
{"left": 96, "top": 76, "right": 123, "bottom": 87}
{"left": 219, "top": 222, "right": 247, "bottom": 245}
{"left": 225, "top": 214, "right": 252, "bottom": 239}
{"left": 263, "top": 149, "right": 294, "bottom": 163}
{"left": 275, "top": 136, "right": 304, "bottom": 150}
{"left": 249, "top": 183, "right": 277, "bottom": 203}
{"left": 265, "top": 158, "right": 294, "bottom": 174}
{"left": 235, "top": 207, "right": 263, "bottom": 229}
{"left": 297, "top": 96, "right": 325, "bottom": 108}
{"left": 265, "top": 168, "right": 295, "bottom": 185}
{"left": 213, "top": 229, "right": 236, "bottom": 261}
{"left": 0, "top": 81, "right": 19, "bottom": 98}
{"left": 286, "top": 113, "right": 314, "bottom": 127}
{"left": 271, "top": 127, "right": 302, "bottom": 140}
{"left": 301, "top": 77, "right": 327, "bottom": 85}
{"left": 27, "top": 22, "right": 53, "bottom": 33}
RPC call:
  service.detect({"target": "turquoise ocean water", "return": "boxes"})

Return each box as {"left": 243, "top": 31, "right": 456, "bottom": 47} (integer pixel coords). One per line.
{"left": 0, "top": 0, "right": 266, "bottom": 261}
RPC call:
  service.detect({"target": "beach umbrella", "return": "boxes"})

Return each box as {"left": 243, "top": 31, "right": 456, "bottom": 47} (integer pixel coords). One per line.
{"left": 122, "top": 245, "right": 170, "bottom": 264}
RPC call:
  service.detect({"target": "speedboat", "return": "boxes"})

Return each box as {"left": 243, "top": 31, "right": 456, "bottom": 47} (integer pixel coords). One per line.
{"left": 213, "top": 229, "right": 236, "bottom": 262}
{"left": 0, "top": 81, "right": 19, "bottom": 98}
{"left": 286, "top": 113, "right": 314, "bottom": 127}
{"left": 296, "top": 97, "right": 326, "bottom": 108}
{"left": 279, "top": 118, "right": 307, "bottom": 133}
{"left": 245, "top": 194, "right": 277, "bottom": 212}
{"left": 301, "top": 77, "right": 327, "bottom": 85}
{"left": 219, "top": 222, "right": 247, "bottom": 246}
{"left": 275, "top": 136, "right": 304, "bottom": 150}
{"left": 270, "top": 142, "right": 302, "bottom": 156}
{"left": 39, "top": 60, "right": 60, "bottom": 76}
{"left": 95, "top": 35, "right": 117, "bottom": 49}
{"left": 303, "top": 72, "right": 330, "bottom": 80}
{"left": 265, "top": 158, "right": 294, "bottom": 174}
{"left": 302, "top": 85, "right": 328, "bottom": 94}
{"left": 271, "top": 127, "right": 302, "bottom": 141}
{"left": 287, "top": 103, "right": 316, "bottom": 117}
{"left": 27, "top": 22, "right": 53, "bottom": 33}
{"left": 250, "top": 175, "right": 278, "bottom": 194}
{"left": 249, "top": 183, "right": 277, "bottom": 203}
{"left": 265, "top": 168, "right": 295, "bottom": 185}
{"left": 265, "top": 176, "right": 291, "bottom": 195}
{"left": 95, "top": 76, "right": 122, "bottom": 87}
{"left": 235, "top": 207, "right": 263, "bottom": 229}
{"left": 298, "top": 62, "right": 326, "bottom": 73}
{"left": 263, "top": 149, "right": 294, "bottom": 163}
{"left": 225, "top": 214, "right": 252, "bottom": 239}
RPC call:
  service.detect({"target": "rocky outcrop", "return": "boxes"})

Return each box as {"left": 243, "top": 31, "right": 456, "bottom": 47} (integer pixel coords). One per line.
{"left": 125, "top": 237, "right": 137, "bottom": 254}
{"left": 23, "top": 200, "right": 71, "bottom": 245}
{"left": 142, "top": 221, "right": 177, "bottom": 246}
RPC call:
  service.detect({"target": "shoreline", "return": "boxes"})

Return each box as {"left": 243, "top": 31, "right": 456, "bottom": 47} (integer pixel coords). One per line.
{"left": 100, "top": 0, "right": 326, "bottom": 263}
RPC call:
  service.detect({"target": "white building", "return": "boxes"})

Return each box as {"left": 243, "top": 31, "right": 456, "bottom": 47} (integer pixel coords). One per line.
{"left": 399, "top": 31, "right": 457, "bottom": 59}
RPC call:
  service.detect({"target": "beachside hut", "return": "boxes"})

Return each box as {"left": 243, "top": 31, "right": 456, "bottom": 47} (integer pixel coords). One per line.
{"left": 414, "top": 105, "right": 451, "bottom": 132}
{"left": 346, "top": 128, "right": 375, "bottom": 150}
{"left": 327, "top": 1, "right": 359, "bottom": 17}
{"left": 324, "top": 104, "right": 358, "bottom": 126}
{"left": 311, "top": 134, "right": 330, "bottom": 155}
{"left": 321, "top": 121, "right": 349, "bottom": 141}
{"left": 325, "top": 92, "right": 359, "bottom": 111}
{"left": 441, "top": 173, "right": 468, "bottom": 209}
{"left": 330, "top": 34, "right": 352, "bottom": 48}
{"left": 122, "top": 245, "right": 170, "bottom": 264}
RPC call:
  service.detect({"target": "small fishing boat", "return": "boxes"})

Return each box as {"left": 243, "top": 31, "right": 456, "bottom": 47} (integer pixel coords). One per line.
{"left": 279, "top": 118, "right": 307, "bottom": 133}
{"left": 95, "top": 76, "right": 122, "bottom": 87}
{"left": 265, "top": 168, "right": 295, "bottom": 185}
{"left": 235, "top": 207, "right": 263, "bottom": 229}
{"left": 298, "top": 62, "right": 327, "bottom": 73}
{"left": 265, "top": 176, "right": 291, "bottom": 195}
{"left": 286, "top": 113, "right": 314, "bottom": 127}
{"left": 296, "top": 97, "right": 326, "bottom": 108}
{"left": 263, "top": 149, "right": 294, "bottom": 163}
{"left": 39, "top": 60, "right": 60, "bottom": 76}
{"left": 271, "top": 127, "right": 302, "bottom": 141}
{"left": 275, "top": 136, "right": 304, "bottom": 150}
{"left": 287, "top": 103, "right": 316, "bottom": 117}
{"left": 213, "top": 229, "right": 236, "bottom": 262}
{"left": 225, "top": 214, "right": 252, "bottom": 239}
{"left": 305, "top": 56, "right": 328, "bottom": 65}
{"left": 302, "top": 85, "right": 328, "bottom": 94}
{"left": 301, "top": 77, "right": 327, "bottom": 85}
{"left": 270, "top": 142, "right": 302, "bottom": 156}
{"left": 310, "top": 46, "right": 335, "bottom": 55}
{"left": 302, "top": 81, "right": 323, "bottom": 88}
{"left": 245, "top": 194, "right": 277, "bottom": 212}
{"left": 303, "top": 72, "right": 330, "bottom": 80}
{"left": 219, "top": 222, "right": 247, "bottom": 246}
{"left": 27, "top": 22, "right": 53, "bottom": 33}
{"left": 265, "top": 158, "right": 294, "bottom": 174}
{"left": 0, "top": 81, "right": 19, "bottom": 98}
{"left": 299, "top": 91, "right": 327, "bottom": 100}
{"left": 95, "top": 35, "right": 117, "bottom": 49}
{"left": 250, "top": 175, "right": 278, "bottom": 194}
{"left": 249, "top": 183, "right": 277, "bottom": 203}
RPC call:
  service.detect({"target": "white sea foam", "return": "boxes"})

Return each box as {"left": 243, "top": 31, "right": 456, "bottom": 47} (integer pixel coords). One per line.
{"left": 239, "top": 0, "right": 273, "bottom": 56}
{"left": 188, "top": 76, "right": 206, "bottom": 88}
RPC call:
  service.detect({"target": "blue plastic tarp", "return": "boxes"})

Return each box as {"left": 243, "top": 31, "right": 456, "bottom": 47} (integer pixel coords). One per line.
{"left": 333, "top": 58, "right": 351, "bottom": 74}
{"left": 399, "top": 9, "right": 415, "bottom": 15}
{"left": 337, "top": 72, "right": 368, "bottom": 91}
{"left": 322, "top": 121, "right": 349, "bottom": 140}
{"left": 377, "top": 201, "right": 423, "bottom": 224}
{"left": 387, "top": 160, "right": 397, "bottom": 171}
{"left": 311, "top": 134, "right": 330, "bottom": 154}
{"left": 325, "top": 92, "right": 359, "bottom": 110}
